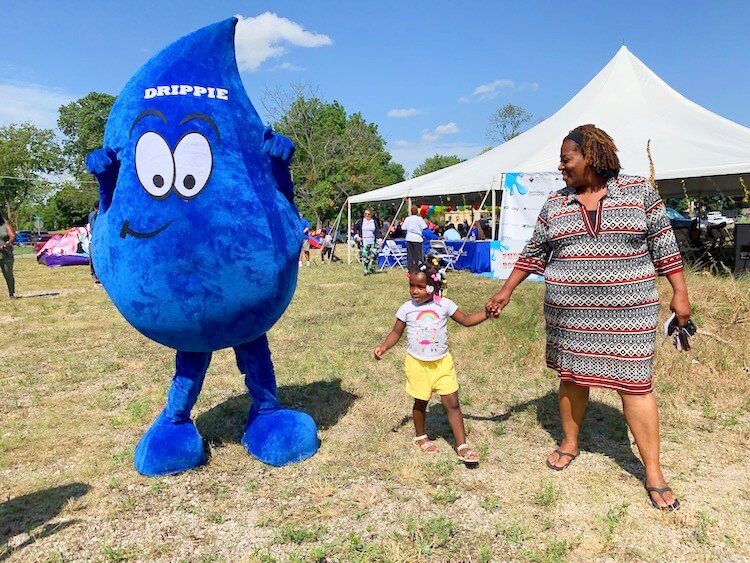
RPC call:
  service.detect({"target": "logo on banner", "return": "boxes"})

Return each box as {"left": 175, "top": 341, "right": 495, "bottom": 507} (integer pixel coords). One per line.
{"left": 504, "top": 172, "right": 528, "bottom": 196}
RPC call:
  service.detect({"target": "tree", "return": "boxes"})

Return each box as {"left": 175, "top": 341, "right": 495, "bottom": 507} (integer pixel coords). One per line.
{"left": 48, "top": 182, "right": 99, "bottom": 227}
{"left": 412, "top": 154, "right": 464, "bottom": 178}
{"left": 0, "top": 123, "right": 64, "bottom": 223}
{"left": 58, "top": 92, "right": 116, "bottom": 179}
{"left": 486, "top": 103, "right": 532, "bottom": 145}
{"left": 263, "top": 83, "right": 405, "bottom": 223}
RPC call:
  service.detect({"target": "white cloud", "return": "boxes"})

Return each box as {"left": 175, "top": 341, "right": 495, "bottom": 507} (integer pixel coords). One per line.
{"left": 460, "top": 79, "right": 539, "bottom": 103}
{"left": 269, "top": 62, "right": 305, "bottom": 72}
{"left": 388, "top": 122, "right": 473, "bottom": 172}
{"left": 235, "top": 12, "right": 332, "bottom": 72}
{"left": 0, "top": 82, "right": 74, "bottom": 129}
{"left": 421, "top": 122, "right": 459, "bottom": 143}
{"left": 387, "top": 108, "right": 421, "bottom": 118}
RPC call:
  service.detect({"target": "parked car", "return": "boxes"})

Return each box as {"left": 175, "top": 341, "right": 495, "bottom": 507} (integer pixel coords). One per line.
{"left": 30, "top": 231, "right": 52, "bottom": 243}
{"left": 14, "top": 230, "right": 32, "bottom": 244}
{"left": 705, "top": 211, "right": 734, "bottom": 227}
{"left": 664, "top": 207, "right": 693, "bottom": 230}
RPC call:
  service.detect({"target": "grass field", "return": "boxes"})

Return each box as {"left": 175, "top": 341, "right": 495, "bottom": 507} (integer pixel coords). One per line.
{"left": 1, "top": 255, "right": 749, "bottom": 562}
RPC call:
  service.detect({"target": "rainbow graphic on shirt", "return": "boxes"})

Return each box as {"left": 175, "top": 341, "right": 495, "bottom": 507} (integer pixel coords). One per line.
{"left": 416, "top": 310, "right": 440, "bottom": 345}
{"left": 416, "top": 310, "right": 440, "bottom": 322}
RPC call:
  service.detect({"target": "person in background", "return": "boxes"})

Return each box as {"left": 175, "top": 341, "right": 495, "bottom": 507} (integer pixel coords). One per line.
{"left": 479, "top": 219, "right": 491, "bottom": 239}
{"left": 320, "top": 228, "right": 340, "bottom": 263}
{"left": 422, "top": 225, "right": 439, "bottom": 255}
{"left": 389, "top": 219, "right": 405, "bottom": 239}
{"left": 88, "top": 200, "right": 100, "bottom": 283}
{"left": 299, "top": 213, "right": 312, "bottom": 267}
{"left": 0, "top": 212, "right": 16, "bottom": 298}
{"left": 354, "top": 208, "right": 382, "bottom": 275}
{"left": 443, "top": 223, "right": 462, "bottom": 241}
{"left": 458, "top": 220, "right": 469, "bottom": 238}
{"left": 468, "top": 221, "right": 485, "bottom": 240}
{"left": 486, "top": 124, "right": 690, "bottom": 510}
{"left": 402, "top": 206, "right": 428, "bottom": 270}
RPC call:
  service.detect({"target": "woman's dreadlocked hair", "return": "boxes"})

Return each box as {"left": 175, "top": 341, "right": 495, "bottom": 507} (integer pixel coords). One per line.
{"left": 565, "top": 124, "right": 621, "bottom": 181}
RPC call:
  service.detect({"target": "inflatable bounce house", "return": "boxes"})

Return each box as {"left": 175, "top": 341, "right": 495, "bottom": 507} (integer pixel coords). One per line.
{"left": 36, "top": 226, "right": 90, "bottom": 267}
{"left": 86, "top": 18, "right": 318, "bottom": 476}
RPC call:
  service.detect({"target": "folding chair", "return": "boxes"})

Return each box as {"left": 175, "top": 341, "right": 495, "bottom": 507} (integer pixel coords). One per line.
{"left": 429, "top": 240, "right": 459, "bottom": 270}
{"left": 380, "top": 240, "right": 408, "bottom": 270}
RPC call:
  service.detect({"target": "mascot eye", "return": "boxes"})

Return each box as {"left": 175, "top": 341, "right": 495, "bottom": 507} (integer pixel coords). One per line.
{"left": 135, "top": 132, "right": 175, "bottom": 199}
{"left": 173, "top": 133, "right": 213, "bottom": 199}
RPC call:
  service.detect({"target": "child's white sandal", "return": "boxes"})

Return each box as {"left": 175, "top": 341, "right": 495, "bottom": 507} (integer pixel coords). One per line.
{"left": 456, "top": 443, "right": 479, "bottom": 464}
{"left": 413, "top": 435, "right": 439, "bottom": 453}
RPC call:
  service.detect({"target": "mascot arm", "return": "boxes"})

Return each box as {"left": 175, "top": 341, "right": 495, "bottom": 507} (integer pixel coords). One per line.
{"left": 85, "top": 147, "right": 120, "bottom": 214}
{"left": 262, "top": 127, "right": 296, "bottom": 204}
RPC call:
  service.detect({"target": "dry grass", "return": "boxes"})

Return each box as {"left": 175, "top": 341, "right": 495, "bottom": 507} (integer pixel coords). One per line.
{"left": 1, "top": 254, "right": 749, "bottom": 562}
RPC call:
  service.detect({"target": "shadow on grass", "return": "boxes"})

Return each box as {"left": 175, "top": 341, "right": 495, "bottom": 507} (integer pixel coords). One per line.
{"left": 465, "top": 390, "right": 644, "bottom": 479}
{"left": 394, "top": 390, "right": 643, "bottom": 479}
{"left": 0, "top": 482, "right": 90, "bottom": 560}
{"left": 196, "top": 379, "right": 358, "bottom": 446}
{"left": 12, "top": 292, "right": 61, "bottom": 299}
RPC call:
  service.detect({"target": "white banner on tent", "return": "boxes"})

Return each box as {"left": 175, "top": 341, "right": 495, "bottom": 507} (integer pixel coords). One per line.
{"left": 491, "top": 171, "right": 565, "bottom": 280}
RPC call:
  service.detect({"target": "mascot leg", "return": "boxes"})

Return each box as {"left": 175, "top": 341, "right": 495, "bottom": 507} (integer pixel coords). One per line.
{"left": 235, "top": 335, "right": 319, "bottom": 466}
{"left": 134, "top": 351, "right": 212, "bottom": 476}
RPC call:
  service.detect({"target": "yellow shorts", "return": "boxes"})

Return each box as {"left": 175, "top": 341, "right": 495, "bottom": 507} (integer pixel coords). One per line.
{"left": 404, "top": 353, "right": 458, "bottom": 401}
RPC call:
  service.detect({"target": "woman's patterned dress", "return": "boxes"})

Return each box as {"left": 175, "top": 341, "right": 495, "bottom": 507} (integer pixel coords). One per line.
{"left": 515, "top": 175, "right": 683, "bottom": 394}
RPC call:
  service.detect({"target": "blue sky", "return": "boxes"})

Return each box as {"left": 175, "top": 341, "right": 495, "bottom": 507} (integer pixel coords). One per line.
{"left": 2, "top": 1, "right": 749, "bottom": 175}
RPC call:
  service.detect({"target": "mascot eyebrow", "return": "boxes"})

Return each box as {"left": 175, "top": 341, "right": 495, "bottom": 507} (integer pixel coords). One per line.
{"left": 129, "top": 109, "right": 221, "bottom": 142}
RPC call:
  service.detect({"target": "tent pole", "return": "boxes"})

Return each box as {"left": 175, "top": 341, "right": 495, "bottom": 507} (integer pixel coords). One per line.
{"left": 454, "top": 186, "right": 493, "bottom": 264}
{"left": 327, "top": 201, "right": 346, "bottom": 265}
{"left": 407, "top": 197, "right": 412, "bottom": 213}
{"left": 378, "top": 197, "right": 406, "bottom": 271}
{"left": 347, "top": 200, "right": 352, "bottom": 264}
{"left": 491, "top": 179, "right": 497, "bottom": 240}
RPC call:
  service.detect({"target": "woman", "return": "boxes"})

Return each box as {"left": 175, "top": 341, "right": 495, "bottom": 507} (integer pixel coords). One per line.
{"left": 486, "top": 125, "right": 690, "bottom": 511}
{"left": 0, "top": 213, "right": 16, "bottom": 298}
{"left": 354, "top": 208, "right": 382, "bottom": 275}
{"left": 401, "top": 206, "right": 428, "bottom": 270}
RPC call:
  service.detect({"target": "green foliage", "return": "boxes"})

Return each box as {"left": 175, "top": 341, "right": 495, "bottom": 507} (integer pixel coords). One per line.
{"left": 534, "top": 481, "right": 559, "bottom": 507}
{"left": 407, "top": 516, "right": 455, "bottom": 555}
{"left": 46, "top": 182, "right": 98, "bottom": 228}
{"left": 486, "top": 103, "right": 532, "bottom": 144}
{"left": 601, "top": 503, "right": 628, "bottom": 535}
{"left": 275, "top": 522, "right": 328, "bottom": 544}
{"left": 271, "top": 91, "right": 404, "bottom": 223}
{"left": 412, "top": 154, "right": 464, "bottom": 178}
{"left": 0, "top": 122, "right": 64, "bottom": 222}
{"left": 57, "top": 92, "right": 116, "bottom": 179}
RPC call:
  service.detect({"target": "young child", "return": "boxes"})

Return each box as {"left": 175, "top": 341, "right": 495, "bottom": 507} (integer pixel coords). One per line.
{"left": 320, "top": 228, "right": 340, "bottom": 263}
{"left": 374, "top": 259, "right": 488, "bottom": 464}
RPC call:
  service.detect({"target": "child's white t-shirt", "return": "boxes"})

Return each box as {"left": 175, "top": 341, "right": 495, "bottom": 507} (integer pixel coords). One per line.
{"left": 396, "top": 297, "right": 458, "bottom": 361}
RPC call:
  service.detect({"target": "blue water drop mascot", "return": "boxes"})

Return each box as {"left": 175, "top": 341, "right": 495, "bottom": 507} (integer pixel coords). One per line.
{"left": 86, "top": 18, "right": 318, "bottom": 476}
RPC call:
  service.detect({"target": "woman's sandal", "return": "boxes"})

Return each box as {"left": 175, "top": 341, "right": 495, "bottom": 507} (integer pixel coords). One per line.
{"left": 456, "top": 443, "right": 479, "bottom": 464}
{"left": 413, "top": 434, "right": 439, "bottom": 453}
{"left": 645, "top": 484, "right": 681, "bottom": 511}
{"left": 546, "top": 449, "right": 579, "bottom": 471}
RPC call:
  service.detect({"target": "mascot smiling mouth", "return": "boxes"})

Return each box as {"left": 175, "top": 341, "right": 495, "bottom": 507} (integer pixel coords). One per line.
{"left": 119, "top": 219, "right": 173, "bottom": 239}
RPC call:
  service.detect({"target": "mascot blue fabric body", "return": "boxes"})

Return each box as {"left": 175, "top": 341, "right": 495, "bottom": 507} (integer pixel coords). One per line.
{"left": 86, "top": 18, "right": 318, "bottom": 476}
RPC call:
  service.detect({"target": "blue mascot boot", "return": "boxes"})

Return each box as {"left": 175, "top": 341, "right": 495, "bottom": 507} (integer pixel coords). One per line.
{"left": 236, "top": 336, "right": 319, "bottom": 466}
{"left": 134, "top": 352, "right": 211, "bottom": 476}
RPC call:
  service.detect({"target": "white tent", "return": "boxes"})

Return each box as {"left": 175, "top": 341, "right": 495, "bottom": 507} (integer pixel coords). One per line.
{"left": 349, "top": 46, "right": 750, "bottom": 204}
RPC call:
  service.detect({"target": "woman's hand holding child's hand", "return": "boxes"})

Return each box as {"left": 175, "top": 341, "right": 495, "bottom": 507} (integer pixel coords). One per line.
{"left": 485, "top": 289, "right": 510, "bottom": 318}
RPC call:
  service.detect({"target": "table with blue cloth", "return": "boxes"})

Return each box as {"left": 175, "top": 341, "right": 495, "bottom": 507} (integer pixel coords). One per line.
{"left": 377, "top": 239, "right": 491, "bottom": 273}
